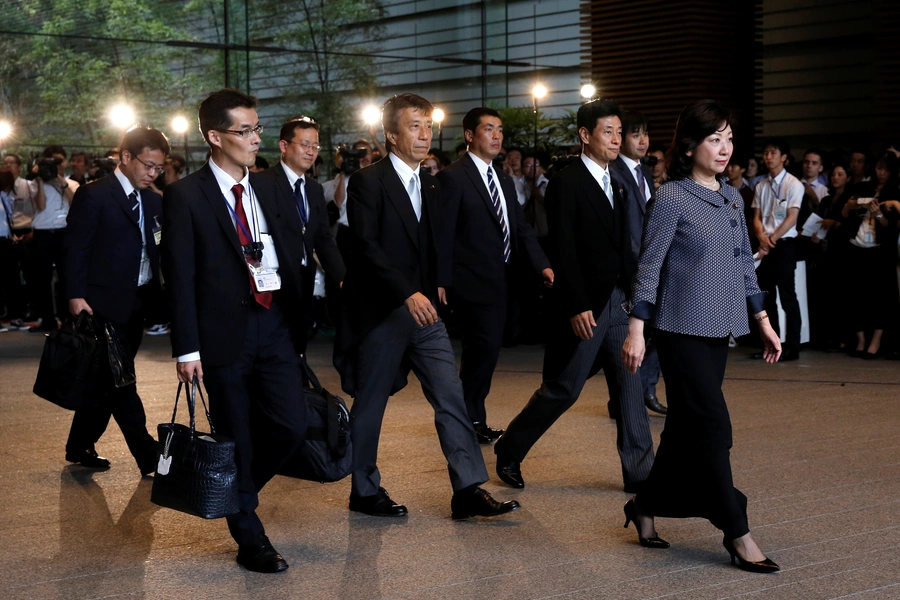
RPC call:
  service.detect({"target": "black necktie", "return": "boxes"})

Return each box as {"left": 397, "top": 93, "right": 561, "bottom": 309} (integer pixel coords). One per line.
{"left": 293, "top": 178, "right": 308, "bottom": 228}
{"left": 128, "top": 190, "right": 139, "bottom": 221}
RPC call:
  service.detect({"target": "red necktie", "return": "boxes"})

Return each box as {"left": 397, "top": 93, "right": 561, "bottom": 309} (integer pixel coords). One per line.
{"left": 232, "top": 183, "right": 272, "bottom": 309}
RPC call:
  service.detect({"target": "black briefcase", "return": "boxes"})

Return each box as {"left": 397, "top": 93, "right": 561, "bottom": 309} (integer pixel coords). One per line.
{"left": 151, "top": 378, "right": 239, "bottom": 519}
{"left": 32, "top": 311, "right": 103, "bottom": 410}
{"left": 279, "top": 360, "right": 352, "bottom": 483}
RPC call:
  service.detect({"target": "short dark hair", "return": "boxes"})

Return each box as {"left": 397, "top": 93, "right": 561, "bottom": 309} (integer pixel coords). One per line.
{"left": 254, "top": 155, "right": 269, "bottom": 170}
{"left": 647, "top": 143, "right": 666, "bottom": 155}
{"left": 621, "top": 110, "right": 649, "bottom": 135}
{"left": 279, "top": 116, "right": 319, "bottom": 142}
{"left": 42, "top": 145, "right": 66, "bottom": 159}
{"left": 382, "top": 93, "right": 433, "bottom": 152}
{"left": 462, "top": 107, "right": 501, "bottom": 135}
{"left": 428, "top": 148, "right": 451, "bottom": 167}
{"left": 666, "top": 100, "right": 735, "bottom": 181}
{"left": 168, "top": 154, "right": 186, "bottom": 174}
{"left": 105, "top": 148, "right": 120, "bottom": 158}
{"left": 506, "top": 146, "right": 523, "bottom": 156}
{"left": 849, "top": 148, "right": 869, "bottom": 161}
{"left": 728, "top": 155, "right": 748, "bottom": 170}
{"left": 198, "top": 88, "right": 258, "bottom": 145}
{"left": 352, "top": 138, "right": 372, "bottom": 150}
{"left": 5, "top": 154, "right": 21, "bottom": 167}
{"left": 120, "top": 126, "right": 170, "bottom": 158}
{"left": 804, "top": 148, "right": 825, "bottom": 162}
{"left": 576, "top": 99, "right": 622, "bottom": 135}
{"left": 762, "top": 137, "right": 791, "bottom": 157}
{"left": 875, "top": 152, "right": 900, "bottom": 178}
{"left": 70, "top": 151, "right": 87, "bottom": 162}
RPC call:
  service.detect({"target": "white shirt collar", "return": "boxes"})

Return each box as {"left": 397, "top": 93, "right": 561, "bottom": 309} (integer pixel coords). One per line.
{"left": 769, "top": 168, "right": 787, "bottom": 185}
{"left": 620, "top": 154, "right": 641, "bottom": 172}
{"left": 113, "top": 166, "right": 137, "bottom": 199}
{"left": 280, "top": 160, "right": 305, "bottom": 189}
{"left": 467, "top": 151, "right": 494, "bottom": 176}
{"left": 581, "top": 153, "right": 610, "bottom": 187}
{"left": 388, "top": 151, "right": 420, "bottom": 185}
{"left": 208, "top": 156, "right": 250, "bottom": 199}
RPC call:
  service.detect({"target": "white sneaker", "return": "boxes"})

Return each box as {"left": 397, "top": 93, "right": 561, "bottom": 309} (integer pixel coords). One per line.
{"left": 147, "top": 324, "right": 169, "bottom": 336}
{"left": 9, "top": 319, "right": 28, "bottom": 330}
{"left": 0, "top": 325, "right": 8, "bottom": 333}
{"left": 728, "top": 335, "right": 737, "bottom": 348}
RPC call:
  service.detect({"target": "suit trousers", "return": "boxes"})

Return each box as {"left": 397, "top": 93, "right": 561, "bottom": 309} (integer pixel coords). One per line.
{"left": 451, "top": 291, "right": 507, "bottom": 425}
{"left": 201, "top": 297, "right": 307, "bottom": 547}
{"left": 31, "top": 228, "right": 66, "bottom": 324}
{"left": 499, "top": 287, "right": 654, "bottom": 491}
{"left": 757, "top": 237, "right": 801, "bottom": 352}
{"left": 0, "top": 237, "right": 25, "bottom": 319}
{"left": 65, "top": 284, "right": 158, "bottom": 473}
{"left": 350, "top": 305, "right": 489, "bottom": 498}
{"left": 635, "top": 331, "right": 750, "bottom": 539}
{"left": 640, "top": 344, "right": 661, "bottom": 398}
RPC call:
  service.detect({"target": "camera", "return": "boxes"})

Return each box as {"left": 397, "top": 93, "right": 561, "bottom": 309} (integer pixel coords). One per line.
{"left": 86, "top": 157, "right": 117, "bottom": 182}
{"left": 26, "top": 157, "right": 62, "bottom": 182}
{"left": 337, "top": 145, "right": 368, "bottom": 176}
{"left": 640, "top": 155, "right": 658, "bottom": 167}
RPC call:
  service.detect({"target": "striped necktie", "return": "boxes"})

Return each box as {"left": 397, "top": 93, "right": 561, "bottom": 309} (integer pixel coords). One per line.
{"left": 486, "top": 166, "right": 511, "bottom": 263}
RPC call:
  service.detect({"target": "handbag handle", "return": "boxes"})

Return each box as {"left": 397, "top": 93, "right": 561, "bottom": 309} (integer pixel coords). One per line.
{"left": 169, "top": 377, "right": 218, "bottom": 439}
{"left": 300, "top": 357, "right": 323, "bottom": 391}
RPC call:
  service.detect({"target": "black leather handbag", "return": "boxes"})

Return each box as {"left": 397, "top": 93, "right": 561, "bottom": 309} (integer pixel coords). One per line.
{"left": 103, "top": 322, "right": 136, "bottom": 388}
{"left": 151, "top": 378, "right": 239, "bottom": 519}
{"left": 278, "top": 360, "right": 352, "bottom": 483}
{"left": 33, "top": 311, "right": 103, "bottom": 410}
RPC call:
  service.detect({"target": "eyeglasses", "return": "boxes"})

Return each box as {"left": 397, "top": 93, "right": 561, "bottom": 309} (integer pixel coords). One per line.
{"left": 287, "top": 140, "right": 321, "bottom": 152}
{"left": 524, "top": 162, "right": 541, "bottom": 168}
{"left": 218, "top": 125, "right": 264, "bottom": 138}
{"left": 132, "top": 154, "right": 165, "bottom": 175}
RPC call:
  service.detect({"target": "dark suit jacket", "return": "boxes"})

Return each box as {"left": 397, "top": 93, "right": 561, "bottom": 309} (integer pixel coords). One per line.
{"left": 262, "top": 163, "right": 346, "bottom": 294}
{"left": 437, "top": 153, "right": 550, "bottom": 304}
{"left": 610, "top": 156, "right": 654, "bottom": 262}
{"left": 63, "top": 173, "right": 161, "bottom": 325}
{"left": 335, "top": 157, "right": 444, "bottom": 395}
{"left": 161, "top": 162, "right": 305, "bottom": 367}
{"left": 546, "top": 158, "right": 634, "bottom": 323}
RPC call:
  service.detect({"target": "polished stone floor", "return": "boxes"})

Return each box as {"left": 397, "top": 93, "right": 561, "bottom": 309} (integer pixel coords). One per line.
{"left": 1, "top": 332, "right": 898, "bottom": 600}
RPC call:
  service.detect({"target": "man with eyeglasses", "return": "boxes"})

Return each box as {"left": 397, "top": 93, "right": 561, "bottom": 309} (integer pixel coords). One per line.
{"left": 162, "top": 88, "right": 309, "bottom": 574}
{"left": 61, "top": 126, "right": 169, "bottom": 476}
{"left": 263, "top": 116, "right": 345, "bottom": 353}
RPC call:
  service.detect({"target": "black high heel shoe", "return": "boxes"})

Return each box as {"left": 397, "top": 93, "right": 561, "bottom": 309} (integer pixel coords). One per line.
{"left": 722, "top": 537, "right": 780, "bottom": 573}
{"left": 623, "top": 499, "right": 670, "bottom": 549}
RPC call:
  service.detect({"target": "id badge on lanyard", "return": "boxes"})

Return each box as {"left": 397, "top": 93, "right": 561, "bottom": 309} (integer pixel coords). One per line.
{"left": 228, "top": 187, "right": 281, "bottom": 293}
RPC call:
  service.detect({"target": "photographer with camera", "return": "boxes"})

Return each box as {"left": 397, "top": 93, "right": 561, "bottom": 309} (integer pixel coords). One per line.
{"left": 29, "top": 145, "right": 78, "bottom": 332}
{"left": 69, "top": 152, "right": 88, "bottom": 186}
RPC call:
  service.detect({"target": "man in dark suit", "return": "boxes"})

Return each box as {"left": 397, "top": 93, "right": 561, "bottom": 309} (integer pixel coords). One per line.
{"left": 62, "top": 126, "right": 167, "bottom": 475}
{"left": 162, "top": 89, "right": 307, "bottom": 573}
{"left": 336, "top": 93, "right": 519, "bottom": 520}
{"left": 436, "top": 107, "right": 552, "bottom": 443}
{"left": 263, "top": 116, "right": 345, "bottom": 353}
{"left": 609, "top": 110, "right": 666, "bottom": 417}
{"left": 495, "top": 99, "right": 656, "bottom": 494}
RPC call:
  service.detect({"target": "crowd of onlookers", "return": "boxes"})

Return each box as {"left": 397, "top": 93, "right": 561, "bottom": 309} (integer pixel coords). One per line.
{"left": 3, "top": 134, "right": 898, "bottom": 360}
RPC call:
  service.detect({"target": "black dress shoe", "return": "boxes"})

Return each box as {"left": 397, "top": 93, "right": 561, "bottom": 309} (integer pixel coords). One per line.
{"left": 451, "top": 486, "right": 520, "bottom": 520}
{"left": 623, "top": 499, "right": 669, "bottom": 549}
{"left": 863, "top": 351, "right": 879, "bottom": 361}
{"left": 644, "top": 395, "right": 667, "bottom": 416}
{"left": 473, "top": 422, "right": 503, "bottom": 444}
{"left": 65, "top": 449, "right": 111, "bottom": 470}
{"left": 349, "top": 487, "right": 408, "bottom": 517}
{"left": 722, "top": 537, "right": 779, "bottom": 573}
{"left": 778, "top": 349, "right": 799, "bottom": 362}
{"left": 494, "top": 446, "right": 524, "bottom": 488}
{"left": 236, "top": 535, "right": 289, "bottom": 573}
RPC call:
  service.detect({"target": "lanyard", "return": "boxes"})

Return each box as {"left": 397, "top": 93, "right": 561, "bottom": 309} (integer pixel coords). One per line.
{"left": 769, "top": 173, "right": 785, "bottom": 202}
{"left": 222, "top": 184, "right": 259, "bottom": 243}
{"left": 137, "top": 194, "right": 145, "bottom": 246}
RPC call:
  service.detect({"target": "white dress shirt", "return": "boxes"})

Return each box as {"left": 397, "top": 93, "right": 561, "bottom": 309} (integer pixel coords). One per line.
{"left": 113, "top": 167, "right": 151, "bottom": 286}
{"left": 620, "top": 154, "right": 651, "bottom": 203}
{"left": 12, "top": 177, "right": 34, "bottom": 230}
{"left": 0, "top": 190, "right": 13, "bottom": 238}
{"left": 468, "top": 152, "right": 510, "bottom": 233}
{"left": 803, "top": 178, "right": 828, "bottom": 201}
{"left": 32, "top": 178, "right": 77, "bottom": 230}
{"left": 752, "top": 168, "right": 804, "bottom": 239}
{"left": 389, "top": 152, "right": 422, "bottom": 221}
{"left": 511, "top": 173, "right": 528, "bottom": 206}
{"left": 580, "top": 154, "right": 614, "bottom": 208}
{"left": 280, "top": 161, "right": 310, "bottom": 266}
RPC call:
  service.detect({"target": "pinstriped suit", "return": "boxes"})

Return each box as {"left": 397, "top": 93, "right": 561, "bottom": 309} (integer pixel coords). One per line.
{"left": 497, "top": 157, "right": 654, "bottom": 492}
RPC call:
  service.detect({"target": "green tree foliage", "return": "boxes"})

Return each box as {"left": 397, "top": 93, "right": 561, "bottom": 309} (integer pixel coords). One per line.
{"left": 251, "top": 0, "right": 385, "bottom": 158}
